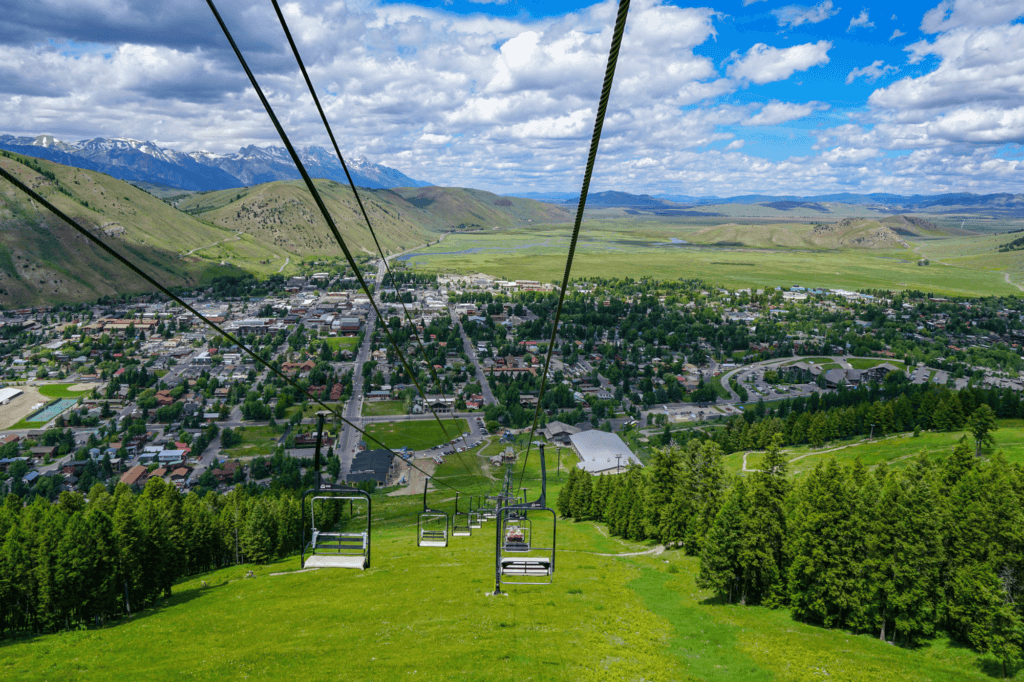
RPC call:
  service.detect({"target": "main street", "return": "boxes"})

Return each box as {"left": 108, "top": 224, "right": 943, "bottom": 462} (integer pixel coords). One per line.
{"left": 336, "top": 257, "right": 387, "bottom": 480}
{"left": 450, "top": 304, "right": 496, "bottom": 406}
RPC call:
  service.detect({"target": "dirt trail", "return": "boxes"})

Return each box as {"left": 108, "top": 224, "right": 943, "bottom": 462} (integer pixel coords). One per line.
{"left": 1004, "top": 271, "right": 1024, "bottom": 292}
{"left": 593, "top": 545, "right": 666, "bottom": 558}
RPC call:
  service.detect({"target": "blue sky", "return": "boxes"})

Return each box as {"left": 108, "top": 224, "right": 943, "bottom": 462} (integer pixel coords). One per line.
{"left": 0, "top": 0, "right": 1022, "bottom": 195}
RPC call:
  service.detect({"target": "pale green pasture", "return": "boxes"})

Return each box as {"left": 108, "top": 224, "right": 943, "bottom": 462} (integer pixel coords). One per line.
{"left": 403, "top": 225, "right": 1020, "bottom": 297}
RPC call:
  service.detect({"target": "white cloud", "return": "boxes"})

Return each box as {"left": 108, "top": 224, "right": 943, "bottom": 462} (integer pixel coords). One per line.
{"left": 745, "top": 100, "right": 829, "bottom": 125}
{"left": 921, "top": 0, "right": 1024, "bottom": 34}
{"left": 725, "top": 139, "right": 745, "bottom": 150}
{"left": 771, "top": 0, "right": 840, "bottom": 29}
{"left": 726, "top": 41, "right": 832, "bottom": 85}
{"left": 890, "top": 29, "right": 906, "bottom": 40}
{"left": 845, "top": 60, "right": 898, "bottom": 84}
{"left": 847, "top": 9, "right": 874, "bottom": 31}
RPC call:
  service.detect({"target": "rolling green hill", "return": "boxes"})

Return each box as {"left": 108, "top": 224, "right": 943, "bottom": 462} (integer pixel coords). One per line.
{"left": 0, "top": 152, "right": 248, "bottom": 306}
{"left": 0, "top": 154, "right": 573, "bottom": 306}
{"left": 174, "top": 182, "right": 574, "bottom": 258}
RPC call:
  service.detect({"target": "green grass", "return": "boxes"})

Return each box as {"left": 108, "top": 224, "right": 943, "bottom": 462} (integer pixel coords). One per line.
{"left": 37, "top": 383, "right": 92, "bottom": 399}
{"left": 847, "top": 358, "right": 905, "bottom": 370}
{"left": 323, "top": 336, "right": 360, "bottom": 351}
{"left": 0, "top": 450, "right": 1005, "bottom": 681}
{"left": 222, "top": 425, "right": 286, "bottom": 459}
{"left": 400, "top": 224, "right": 1021, "bottom": 297}
{"left": 361, "top": 400, "right": 406, "bottom": 416}
{"left": 363, "top": 418, "right": 469, "bottom": 450}
{"left": 724, "top": 420, "right": 1024, "bottom": 478}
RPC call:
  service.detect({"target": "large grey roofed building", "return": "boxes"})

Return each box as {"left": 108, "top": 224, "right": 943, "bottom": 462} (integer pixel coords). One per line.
{"left": 569, "top": 430, "right": 641, "bottom": 475}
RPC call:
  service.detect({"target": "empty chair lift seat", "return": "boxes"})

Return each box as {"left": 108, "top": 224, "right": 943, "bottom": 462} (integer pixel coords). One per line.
{"left": 500, "top": 557, "right": 552, "bottom": 576}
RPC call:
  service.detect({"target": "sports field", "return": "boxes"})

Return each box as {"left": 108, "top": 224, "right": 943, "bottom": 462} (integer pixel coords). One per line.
{"left": 363, "top": 418, "right": 469, "bottom": 450}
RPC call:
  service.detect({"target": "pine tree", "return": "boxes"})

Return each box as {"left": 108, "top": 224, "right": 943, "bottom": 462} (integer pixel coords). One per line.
{"left": 55, "top": 512, "right": 94, "bottom": 629}
{"left": 942, "top": 437, "right": 975, "bottom": 490}
{"left": 698, "top": 477, "right": 748, "bottom": 604}
{"left": 869, "top": 454, "right": 945, "bottom": 645}
{"left": 242, "top": 499, "right": 278, "bottom": 564}
{"left": 740, "top": 434, "right": 790, "bottom": 606}
{"left": 113, "top": 493, "right": 144, "bottom": 616}
{"left": 645, "top": 446, "right": 681, "bottom": 540}
{"left": 787, "top": 459, "right": 864, "bottom": 628}
{"left": 557, "top": 468, "right": 579, "bottom": 518}
{"left": 572, "top": 472, "right": 593, "bottom": 520}
{"left": 968, "top": 404, "right": 998, "bottom": 457}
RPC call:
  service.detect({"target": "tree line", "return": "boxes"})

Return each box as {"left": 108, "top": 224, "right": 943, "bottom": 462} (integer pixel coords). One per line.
{"left": 0, "top": 478, "right": 354, "bottom": 638}
{"left": 559, "top": 436, "right": 1024, "bottom": 676}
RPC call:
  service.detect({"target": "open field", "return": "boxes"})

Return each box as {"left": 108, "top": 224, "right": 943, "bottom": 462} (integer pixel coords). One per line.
{"left": 398, "top": 222, "right": 1022, "bottom": 297}
{"left": 37, "top": 383, "right": 93, "bottom": 399}
{"left": 0, "top": 449, "right": 1008, "bottom": 681}
{"left": 725, "top": 420, "right": 1024, "bottom": 478}
{"left": 221, "top": 424, "right": 286, "bottom": 459}
{"left": 361, "top": 400, "right": 406, "bottom": 416}
{"left": 363, "top": 418, "right": 469, "bottom": 450}
{"left": 322, "top": 336, "right": 360, "bottom": 351}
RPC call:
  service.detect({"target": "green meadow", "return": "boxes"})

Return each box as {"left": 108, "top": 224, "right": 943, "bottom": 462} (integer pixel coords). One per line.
{"left": 726, "top": 419, "right": 1024, "bottom": 478}
{"left": 0, "top": 446, "right": 1009, "bottom": 681}
{"left": 399, "top": 221, "right": 1022, "bottom": 297}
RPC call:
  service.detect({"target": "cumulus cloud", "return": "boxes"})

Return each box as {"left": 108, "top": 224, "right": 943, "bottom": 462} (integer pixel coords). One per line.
{"left": 726, "top": 41, "right": 832, "bottom": 85}
{"left": 0, "top": 0, "right": 1021, "bottom": 196}
{"left": 771, "top": 0, "right": 840, "bottom": 29}
{"left": 745, "top": 100, "right": 830, "bottom": 125}
{"left": 845, "top": 60, "right": 898, "bottom": 84}
{"left": 847, "top": 10, "right": 874, "bottom": 31}
{"left": 890, "top": 29, "right": 906, "bottom": 39}
{"left": 920, "top": 0, "right": 1024, "bottom": 34}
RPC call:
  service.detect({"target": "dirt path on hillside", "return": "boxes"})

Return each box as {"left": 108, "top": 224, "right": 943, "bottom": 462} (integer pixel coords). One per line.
{"left": 1004, "top": 271, "right": 1024, "bottom": 292}
{"left": 387, "top": 458, "right": 437, "bottom": 496}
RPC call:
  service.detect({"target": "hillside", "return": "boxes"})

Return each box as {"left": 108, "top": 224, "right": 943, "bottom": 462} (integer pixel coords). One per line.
{"left": 0, "top": 154, "right": 573, "bottom": 306}
{"left": 684, "top": 216, "right": 952, "bottom": 251}
{"left": 0, "top": 152, "right": 248, "bottom": 306}
{"left": 176, "top": 183, "right": 574, "bottom": 257}
{"left": 0, "top": 446, "right": 1008, "bottom": 681}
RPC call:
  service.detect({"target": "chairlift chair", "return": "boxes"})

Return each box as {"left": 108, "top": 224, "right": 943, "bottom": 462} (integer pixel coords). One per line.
{"left": 300, "top": 411, "right": 371, "bottom": 569}
{"left": 467, "top": 495, "right": 483, "bottom": 528}
{"left": 302, "top": 484, "right": 371, "bottom": 569}
{"left": 452, "top": 492, "right": 472, "bottom": 537}
{"left": 493, "top": 444, "right": 556, "bottom": 592}
{"left": 418, "top": 479, "right": 449, "bottom": 547}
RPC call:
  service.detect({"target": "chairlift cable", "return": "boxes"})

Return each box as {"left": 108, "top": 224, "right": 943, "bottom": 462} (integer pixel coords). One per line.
{"left": 516, "top": 0, "right": 631, "bottom": 493}
{"left": 0, "top": 163, "right": 464, "bottom": 494}
{"left": 207, "top": 0, "right": 475, "bottom": 479}
{"left": 268, "top": 0, "right": 477, "bottom": 463}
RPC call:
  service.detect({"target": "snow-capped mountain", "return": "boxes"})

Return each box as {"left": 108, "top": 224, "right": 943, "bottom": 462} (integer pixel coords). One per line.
{"left": 0, "top": 134, "right": 431, "bottom": 192}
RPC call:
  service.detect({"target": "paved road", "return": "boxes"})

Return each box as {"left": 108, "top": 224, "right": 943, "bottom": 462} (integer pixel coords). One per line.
{"left": 450, "top": 304, "right": 496, "bottom": 406}
{"left": 337, "top": 258, "right": 387, "bottom": 479}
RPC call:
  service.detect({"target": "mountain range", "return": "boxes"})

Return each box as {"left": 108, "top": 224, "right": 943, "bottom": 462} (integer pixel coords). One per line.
{"left": 508, "top": 190, "right": 1024, "bottom": 214}
{"left": 0, "top": 134, "right": 431, "bottom": 193}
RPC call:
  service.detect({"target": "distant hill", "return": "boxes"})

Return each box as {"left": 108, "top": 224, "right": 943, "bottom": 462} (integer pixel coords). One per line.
{"left": 175, "top": 183, "right": 573, "bottom": 257}
{"left": 0, "top": 153, "right": 571, "bottom": 306}
{"left": 514, "top": 189, "right": 1024, "bottom": 217}
{"left": 0, "top": 134, "right": 432, "bottom": 193}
